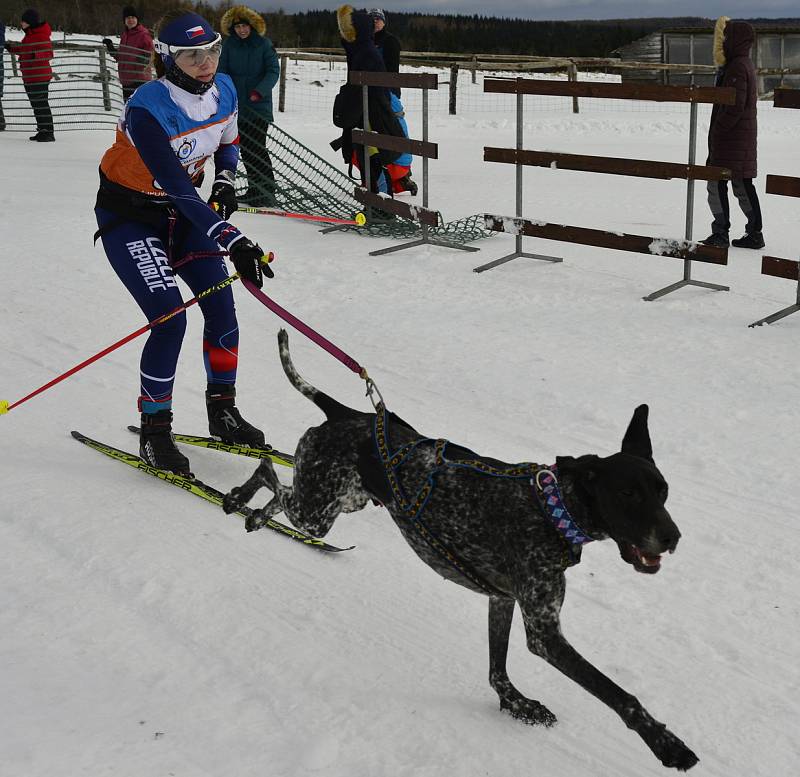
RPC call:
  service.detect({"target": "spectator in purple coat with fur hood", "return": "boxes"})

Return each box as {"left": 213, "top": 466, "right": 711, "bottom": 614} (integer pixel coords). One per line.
{"left": 701, "top": 17, "right": 764, "bottom": 249}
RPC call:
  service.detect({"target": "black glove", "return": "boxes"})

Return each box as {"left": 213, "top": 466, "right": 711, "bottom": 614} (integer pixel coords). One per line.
{"left": 229, "top": 238, "right": 273, "bottom": 288}
{"left": 208, "top": 170, "right": 238, "bottom": 220}
{"left": 102, "top": 38, "right": 115, "bottom": 51}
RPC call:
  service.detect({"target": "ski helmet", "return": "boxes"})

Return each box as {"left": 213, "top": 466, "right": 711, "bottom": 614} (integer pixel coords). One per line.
{"left": 154, "top": 12, "right": 221, "bottom": 71}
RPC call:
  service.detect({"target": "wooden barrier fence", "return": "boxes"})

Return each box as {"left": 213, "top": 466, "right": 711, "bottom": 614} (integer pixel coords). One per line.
{"left": 474, "top": 76, "right": 737, "bottom": 301}
{"left": 323, "top": 70, "right": 478, "bottom": 255}
{"left": 749, "top": 88, "right": 800, "bottom": 326}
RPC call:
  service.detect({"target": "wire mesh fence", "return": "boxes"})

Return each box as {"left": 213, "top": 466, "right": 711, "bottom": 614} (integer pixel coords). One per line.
{"left": 1, "top": 39, "right": 126, "bottom": 132}
{"left": 1, "top": 42, "right": 716, "bottom": 135}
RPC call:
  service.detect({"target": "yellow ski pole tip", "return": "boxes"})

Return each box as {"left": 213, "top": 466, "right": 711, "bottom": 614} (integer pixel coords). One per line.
{"left": 354, "top": 211, "right": 367, "bottom": 227}
{"left": 0, "top": 400, "right": 9, "bottom": 415}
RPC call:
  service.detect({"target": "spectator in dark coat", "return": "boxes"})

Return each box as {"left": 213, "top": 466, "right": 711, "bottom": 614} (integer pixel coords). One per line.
{"left": 218, "top": 4, "right": 281, "bottom": 207}
{"left": 334, "top": 5, "right": 414, "bottom": 200}
{"left": 702, "top": 17, "right": 763, "bottom": 249}
{"left": 369, "top": 8, "right": 400, "bottom": 96}
{"left": 102, "top": 7, "right": 154, "bottom": 102}
{"left": 0, "top": 22, "right": 6, "bottom": 130}
{"left": 369, "top": 8, "right": 416, "bottom": 194}
{"left": 6, "top": 8, "right": 54, "bottom": 141}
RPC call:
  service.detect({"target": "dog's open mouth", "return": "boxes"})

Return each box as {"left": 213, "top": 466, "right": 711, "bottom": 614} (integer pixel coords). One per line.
{"left": 618, "top": 542, "right": 663, "bottom": 574}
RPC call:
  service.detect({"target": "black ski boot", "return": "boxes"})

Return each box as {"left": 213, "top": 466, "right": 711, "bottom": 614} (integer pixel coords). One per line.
{"left": 206, "top": 384, "right": 266, "bottom": 447}
{"left": 139, "top": 410, "right": 191, "bottom": 474}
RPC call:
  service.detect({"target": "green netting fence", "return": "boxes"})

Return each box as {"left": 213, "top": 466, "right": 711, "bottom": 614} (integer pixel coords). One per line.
{"left": 1, "top": 39, "right": 492, "bottom": 244}
{"left": 253, "top": 122, "right": 493, "bottom": 243}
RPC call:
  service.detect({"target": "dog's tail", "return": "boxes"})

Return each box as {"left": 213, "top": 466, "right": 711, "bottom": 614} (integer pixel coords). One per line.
{"left": 277, "top": 329, "right": 358, "bottom": 420}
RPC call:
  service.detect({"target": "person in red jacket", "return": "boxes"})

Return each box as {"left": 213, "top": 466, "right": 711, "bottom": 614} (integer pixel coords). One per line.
{"left": 6, "top": 8, "right": 54, "bottom": 141}
{"left": 102, "top": 6, "right": 154, "bottom": 102}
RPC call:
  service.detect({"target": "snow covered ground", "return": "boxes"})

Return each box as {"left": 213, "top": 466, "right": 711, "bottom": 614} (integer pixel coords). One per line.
{"left": 1, "top": 61, "right": 799, "bottom": 777}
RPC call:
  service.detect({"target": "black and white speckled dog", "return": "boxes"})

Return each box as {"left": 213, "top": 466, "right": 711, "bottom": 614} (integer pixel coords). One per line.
{"left": 223, "top": 330, "right": 698, "bottom": 771}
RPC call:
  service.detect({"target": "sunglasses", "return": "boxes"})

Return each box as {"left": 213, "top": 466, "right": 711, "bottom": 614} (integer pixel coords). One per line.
{"left": 155, "top": 33, "right": 222, "bottom": 67}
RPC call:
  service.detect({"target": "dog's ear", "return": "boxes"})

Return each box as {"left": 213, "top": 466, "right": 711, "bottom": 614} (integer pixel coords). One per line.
{"left": 556, "top": 455, "right": 599, "bottom": 488}
{"left": 620, "top": 404, "right": 653, "bottom": 462}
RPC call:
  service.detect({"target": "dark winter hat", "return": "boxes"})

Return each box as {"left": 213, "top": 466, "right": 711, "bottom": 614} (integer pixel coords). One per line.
{"left": 369, "top": 8, "right": 386, "bottom": 23}
{"left": 122, "top": 6, "right": 139, "bottom": 20}
{"left": 21, "top": 8, "right": 40, "bottom": 26}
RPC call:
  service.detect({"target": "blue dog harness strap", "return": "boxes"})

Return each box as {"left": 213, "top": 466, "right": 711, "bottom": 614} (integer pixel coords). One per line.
{"left": 532, "top": 468, "right": 594, "bottom": 566}
{"left": 373, "top": 403, "right": 591, "bottom": 586}
{"left": 374, "top": 405, "right": 506, "bottom": 595}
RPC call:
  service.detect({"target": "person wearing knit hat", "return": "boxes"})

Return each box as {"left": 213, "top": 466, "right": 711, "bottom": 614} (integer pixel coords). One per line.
{"left": 368, "top": 7, "right": 416, "bottom": 195}
{"left": 218, "top": 5, "right": 281, "bottom": 206}
{"left": 102, "top": 5, "right": 154, "bottom": 102}
{"left": 21, "top": 8, "right": 40, "bottom": 26}
{"left": 6, "top": 8, "right": 54, "bottom": 140}
{"left": 368, "top": 8, "right": 399, "bottom": 92}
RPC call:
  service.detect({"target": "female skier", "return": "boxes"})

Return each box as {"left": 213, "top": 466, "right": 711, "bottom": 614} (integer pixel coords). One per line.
{"left": 94, "top": 9, "right": 271, "bottom": 474}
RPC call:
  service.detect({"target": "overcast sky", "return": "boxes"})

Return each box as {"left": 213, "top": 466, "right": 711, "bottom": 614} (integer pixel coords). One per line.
{"left": 252, "top": 1, "right": 799, "bottom": 22}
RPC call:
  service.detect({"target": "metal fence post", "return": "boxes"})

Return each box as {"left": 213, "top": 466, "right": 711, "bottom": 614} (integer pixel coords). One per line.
{"left": 448, "top": 63, "right": 459, "bottom": 115}
{"left": 278, "top": 54, "right": 288, "bottom": 113}
{"left": 99, "top": 47, "right": 112, "bottom": 112}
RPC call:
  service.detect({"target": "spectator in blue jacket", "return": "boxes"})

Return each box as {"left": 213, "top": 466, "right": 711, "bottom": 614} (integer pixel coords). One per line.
{"left": 218, "top": 5, "right": 281, "bottom": 207}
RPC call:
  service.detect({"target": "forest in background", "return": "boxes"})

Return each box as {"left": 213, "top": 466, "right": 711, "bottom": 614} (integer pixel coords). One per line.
{"left": 2, "top": 3, "right": 800, "bottom": 56}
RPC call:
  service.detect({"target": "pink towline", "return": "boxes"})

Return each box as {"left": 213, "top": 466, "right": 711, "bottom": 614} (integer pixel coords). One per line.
{"left": 242, "top": 280, "right": 367, "bottom": 378}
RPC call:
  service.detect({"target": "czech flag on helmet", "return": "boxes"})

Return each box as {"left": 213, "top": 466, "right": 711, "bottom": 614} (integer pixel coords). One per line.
{"left": 154, "top": 12, "right": 217, "bottom": 66}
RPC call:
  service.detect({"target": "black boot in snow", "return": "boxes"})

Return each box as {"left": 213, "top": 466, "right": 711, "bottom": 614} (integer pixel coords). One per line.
{"left": 206, "top": 384, "right": 266, "bottom": 448}
{"left": 700, "top": 233, "right": 730, "bottom": 248}
{"left": 139, "top": 410, "right": 192, "bottom": 475}
{"left": 731, "top": 232, "right": 765, "bottom": 249}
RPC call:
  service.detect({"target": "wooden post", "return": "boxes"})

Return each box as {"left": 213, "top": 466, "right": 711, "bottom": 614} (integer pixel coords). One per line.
{"left": 449, "top": 63, "right": 459, "bottom": 115}
{"left": 568, "top": 63, "right": 579, "bottom": 114}
{"left": 471, "top": 55, "right": 477, "bottom": 84}
{"left": 99, "top": 47, "right": 112, "bottom": 112}
{"left": 278, "top": 54, "right": 288, "bottom": 113}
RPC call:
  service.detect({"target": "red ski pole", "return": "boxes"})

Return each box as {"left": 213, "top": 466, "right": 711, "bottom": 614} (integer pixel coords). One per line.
{"left": 238, "top": 206, "right": 367, "bottom": 227}
{"left": 0, "top": 253, "right": 274, "bottom": 416}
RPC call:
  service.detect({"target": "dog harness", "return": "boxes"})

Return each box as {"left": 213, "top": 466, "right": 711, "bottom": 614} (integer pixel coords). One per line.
{"left": 531, "top": 468, "right": 595, "bottom": 566}
{"left": 373, "top": 404, "right": 594, "bottom": 592}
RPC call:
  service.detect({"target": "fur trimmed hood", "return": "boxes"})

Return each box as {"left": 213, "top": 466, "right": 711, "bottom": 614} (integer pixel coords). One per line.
{"left": 713, "top": 16, "right": 730, "bottom": 66}
{"left": 337, "top": 4, "right": 373, "bottom": 44}
{"left": 337, "top": 4, "right": 356, "bottom": 43}
{"left": 220, "top": 5, "right": 266, "bottom": 37}
{"left": 713, "top": 16, "right": 754, "bottom": 66}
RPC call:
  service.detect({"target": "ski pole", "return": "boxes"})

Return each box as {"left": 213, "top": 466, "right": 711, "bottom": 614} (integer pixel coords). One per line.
{"left": 236, "top": 205, "right": 366, "bottom": 227}
{"left": 0, "top": 253, "right": 274, "bottom": 416}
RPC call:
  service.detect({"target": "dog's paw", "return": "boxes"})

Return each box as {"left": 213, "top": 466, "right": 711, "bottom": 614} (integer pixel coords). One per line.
{"left": 500, "top": 696, "right": 557, "bottom": 727}
{"left": 244, "top": 513, "right": 260, "bottom": 532}
{"left": 222, "top": 489, "right": 244, "bottom": 515}
{"left": 648, "top": 726, "right": 699, "bottom": 771}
